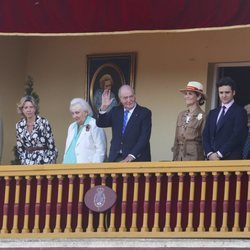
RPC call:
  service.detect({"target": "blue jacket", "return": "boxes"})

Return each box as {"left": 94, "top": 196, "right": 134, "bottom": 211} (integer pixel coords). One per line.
{"left": 202, "top": 102, "right": 248, "bottom": 160}
{"left": 96, "top": 104, "right": 152, "bottom": 162}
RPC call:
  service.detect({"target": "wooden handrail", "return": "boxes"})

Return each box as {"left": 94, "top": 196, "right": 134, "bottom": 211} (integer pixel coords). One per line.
{"left": 0, "top": 160, "right": 248, "bottom": 238}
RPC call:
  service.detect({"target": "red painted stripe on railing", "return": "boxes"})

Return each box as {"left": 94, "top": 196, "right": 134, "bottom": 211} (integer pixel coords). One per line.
{"left": 211, "top": 200, "right": 217, "bottom": 212}
{"left": 154, "top": 201, "right": 160, "bottom": 212}
{"left": 24, "top": 204, "right": 29, "bottom": 214}
{"left": 77, "top": 202, "right": 82, "bottom": 213}
{"left": 35, "top": 203, "right": 40, "bottom": 214}
{"left": 223, "top": 201, "right": 229, "bottom": 211}
{"left": 3, "top": 204, "right": 8, "bottom": 215}
{"left": 235, "top": 200, "right": 240, "bottom": 212}
{"left": 188, "top": 201, "right": 194, "bottom": 211}
{"left": 14, "top": 204, "right": 19, "bottom": 215}
{"left": 46, "top": 203, "right": 51, "bottom": 214}
{"left": 67, "top": 202, "right": 72, "bottom": 214}
{"left": 143, "top": 201, "right": 149, "bottom": 213}
{"left": 200, "top": 201, "right": 205, "bottom": 212}
{"left": 166, "top": 201, "right": 171, "bottom": 213}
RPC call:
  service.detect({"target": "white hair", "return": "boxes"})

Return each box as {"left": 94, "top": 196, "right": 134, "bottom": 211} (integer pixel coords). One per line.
{"left": 70, "top": 98, "right": 93, "bottom": 117}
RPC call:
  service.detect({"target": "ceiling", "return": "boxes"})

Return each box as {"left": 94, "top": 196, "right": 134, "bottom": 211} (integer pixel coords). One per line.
{"left": 1, "top": 0, "right": 250, "bottom": 34}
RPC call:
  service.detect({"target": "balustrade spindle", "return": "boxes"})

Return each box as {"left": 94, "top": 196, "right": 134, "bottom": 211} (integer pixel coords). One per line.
{"left": 141, "top": 174, "right": 150, "bottom": 232}
{"left": 97, "top": 174, "right": 106, "bottom": 232}
{"left": 221, "top": 172, "right": 230, "bottom": 232}
{"left": 22, "top": 176, "right": 31, "bottom": 233}
{"left": 130, "top": 173, "right": 139, "bottom": 232}
{"left": 33, "top": 176, "right": 42, "bottom": 233}
{"left": 1, "top": 176, "right": 10, "bottom": 233}
{"left": 175, "top": 173, "right": 184, "bottom": 232}
{"left": 152, "top": 173, "right": 161, "bottom": 232}
{"left": 232, "top": 172, "right": 242, "bottom": 232}
{"left": 210, "top": 172, "right": 218, "bottom": 232}
{"left": 86, "top": 174, "right": 95, "bottom": 232}
{"left": 244, "top": 171, "right": 250, "bottom": 232}
{"left": 186, "top": 173, "right": 195, "bottom": 232}
{"left": 54, "top": 175, "right": 64, "bottom": 233}
{"left": 120, "top": 174, "right": 128, "bottom": 232}
{"left": 108, "top": 174, "right": 117, "bottom": 232}
{"left": 11, "top": 176, "right": 21, "bottom": 233}
{"left": 75, "top": 174, "right": 84, "bottom": 233}
{"left": 65, "top": 175, "right": 74, "bottom": 233}
{"left": 43, "top": 176, "right": 53, "bottom": 233}
{"left": 164, "top": 173, "right": 172, "bottom": 232}
{"left": 198, "top": 172, "right": 207, "bottom": 232}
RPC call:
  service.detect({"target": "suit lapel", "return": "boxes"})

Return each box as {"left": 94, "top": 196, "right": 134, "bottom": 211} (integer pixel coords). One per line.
{"left": 118, "top": 107, "right": 124, "bottom": 135}
{"left": 212, "top": 107, "right": 220, "bottom": 134}
{"left": 216, "top": 103, "right": 235, "bottom": 133}
{"left": 123, "top": 105, "right": 140, "bottom": 136}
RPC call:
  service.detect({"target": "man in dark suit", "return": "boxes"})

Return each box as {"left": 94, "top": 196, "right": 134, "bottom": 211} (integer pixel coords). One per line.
{"left": 96, "top": 85, "right": 152, "bottom": 162}
{"left": 203, "top": 77, "right": 248, "bottom": 160}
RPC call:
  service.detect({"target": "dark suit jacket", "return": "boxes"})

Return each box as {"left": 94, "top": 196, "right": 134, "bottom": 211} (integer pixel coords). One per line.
{"left": 96, "top": 104, "right": 152, "bottom": 162}
{"left": 202, "top": 102, "right": 248, "bottom": 160}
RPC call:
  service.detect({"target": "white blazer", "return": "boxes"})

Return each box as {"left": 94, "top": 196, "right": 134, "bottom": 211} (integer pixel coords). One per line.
{"left": 63, "top": 117, "right": 107, "bottom": 163}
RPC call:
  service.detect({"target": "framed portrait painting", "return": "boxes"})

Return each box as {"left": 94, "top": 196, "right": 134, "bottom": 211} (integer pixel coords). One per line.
{"left": 86, "top": 52, "right": 136, "bottom": 116}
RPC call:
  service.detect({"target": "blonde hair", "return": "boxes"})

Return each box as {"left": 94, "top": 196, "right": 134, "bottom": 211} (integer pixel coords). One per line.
{"left": 17, "top": 96, "right": 39, "bottom": 115}
{"left": 70, "top": 98, "right": 93, "bottom": 117}
{"left": 99, "top": 74, "right": 113, "bottom": 89}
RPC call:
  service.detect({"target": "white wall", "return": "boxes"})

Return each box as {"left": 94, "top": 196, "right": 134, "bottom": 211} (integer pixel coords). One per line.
{"left": 0, "top": 27, "right": 250, "bottom": 164}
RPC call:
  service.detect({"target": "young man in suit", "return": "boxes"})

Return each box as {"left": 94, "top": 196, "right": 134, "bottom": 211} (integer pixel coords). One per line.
{"left": 202, "top": 77, "right": 248, "bottom": 160}
{"left": 96, "top": 84, "right": 152, "bottom": 162}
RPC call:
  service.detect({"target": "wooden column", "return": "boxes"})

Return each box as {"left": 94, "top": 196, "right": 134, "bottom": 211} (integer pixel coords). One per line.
{"left": 108, "top": 174, "right": 117, "bottom": 232}
{"left": 164, "top": 173, "right": 172, "bottom": 232}
{"left": 65, "top": 175, "right": 74, "bottom": 233}
{"left": 244, "top": 171, "right": 250, "bottom": 232}
{"left": 232, "top": 172, "right": 242, "bottom": 232}
{"left": 210, "top": 172, "right": 218, "bottom": 232}
{"left": 11, "top": 176, "right": 21, "bottom": 233}
{"left": 130, "top": 173, "right": 139, "bottom": 232}
{"left": 186, "top": 172, "right": 195, "bottom": 232}
{"left": 43, "top": 176, "right": 53, "bottom": 233}
{"left": 1, "top": 177, "right": 10, "bottom": 233}
{"left": 120, "top": 174, "right": 128, "bottom": 232}
{"left": 97, "top": 174, "right": 106, "bottom": 232}
{"left": 86, "top": 174, "right": 95, "bottom": 232}
{"left": 175, "top": 173, "right": 184, "bottom": 232}
{"left": 221, "top": 172, "right": 230, "bottom": 232}
{"left": 141, "top": 173, "right": 150, "bottom": 232}
{"left": 75, "top": 174, "right": 85, "bottom": 233}
{"left": 152, "top": 173, "right": 161, "bottom": 232}
{"left": 33, "top": 176, "right": 42, "bottom": 233}
{"left": 198, "top": 172, "right": 207, "bottom": 232}
{"left": 23, "top": 176, "right": 31, "bottom": 233}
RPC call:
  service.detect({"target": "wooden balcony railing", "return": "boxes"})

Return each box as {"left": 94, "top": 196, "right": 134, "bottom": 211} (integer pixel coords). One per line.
{"left": 0, "top": 160, "right": 249, "bottom": 238}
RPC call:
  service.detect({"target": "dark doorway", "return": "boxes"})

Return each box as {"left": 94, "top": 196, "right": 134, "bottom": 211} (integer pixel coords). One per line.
{"left": 218, "top": 67, "right": 250, "bottom": 107}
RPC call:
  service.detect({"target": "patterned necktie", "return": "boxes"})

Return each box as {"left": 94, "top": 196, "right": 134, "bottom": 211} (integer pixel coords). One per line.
{"left": 122, "top": 110, "right": 129, "bottom": 134}
{"left": 216, "top": 106, "right": 226, "bottom": 131}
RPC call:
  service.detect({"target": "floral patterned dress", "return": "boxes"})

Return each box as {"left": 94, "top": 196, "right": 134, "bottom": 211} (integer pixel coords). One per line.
{"left": 16, "top": 115, "right": 58, "bottom": 165}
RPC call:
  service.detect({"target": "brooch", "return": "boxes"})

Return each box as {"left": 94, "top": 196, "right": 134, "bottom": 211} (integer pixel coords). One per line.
{"left": 197, "top": 113, "right": 203, "bottom": 120}
{"left": 86, "top": 124, "right": 90, "bottom": 132}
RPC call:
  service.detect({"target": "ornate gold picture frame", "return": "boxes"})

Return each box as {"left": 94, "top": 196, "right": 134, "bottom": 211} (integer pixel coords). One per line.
{"left": 86, "top": 52, "right": 136, "bottom": 116}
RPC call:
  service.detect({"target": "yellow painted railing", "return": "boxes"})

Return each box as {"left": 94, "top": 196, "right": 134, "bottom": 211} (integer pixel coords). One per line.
{"left": 0, "top": 160, "right": 249, "bottom": 238}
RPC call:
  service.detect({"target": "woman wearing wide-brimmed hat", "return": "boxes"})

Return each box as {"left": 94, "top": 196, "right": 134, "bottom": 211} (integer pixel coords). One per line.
{"left": 172, "top": 81, "right": 206, "bottom": 161}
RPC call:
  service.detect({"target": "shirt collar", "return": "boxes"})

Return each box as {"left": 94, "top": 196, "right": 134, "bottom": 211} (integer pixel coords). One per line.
{"left": 124, "top": 103, "right": 137, "bottom": 113}
{"left": 221, "top": 99, "right": 234, "bottom": 110}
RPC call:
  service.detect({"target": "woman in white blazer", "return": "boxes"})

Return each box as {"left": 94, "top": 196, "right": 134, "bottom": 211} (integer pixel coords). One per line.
{"left": 63, "top": 98, "right": 107, "bottom": 163}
